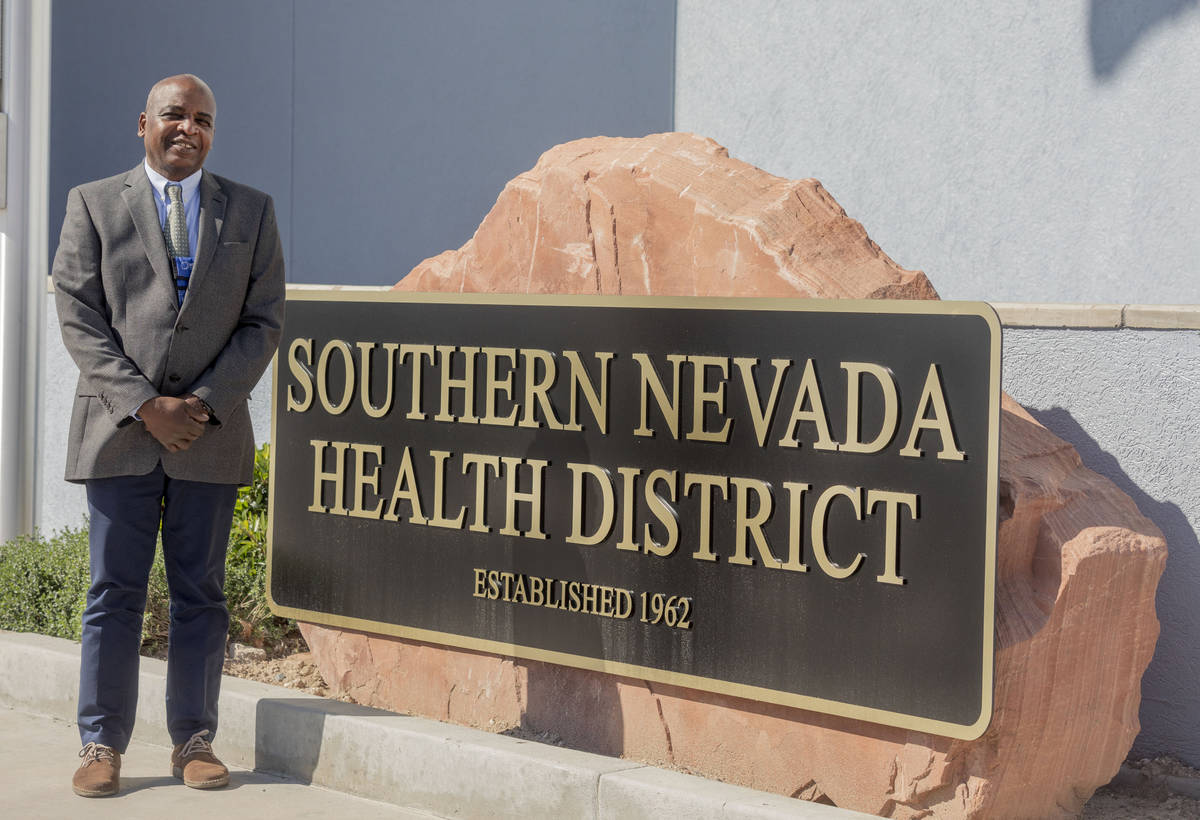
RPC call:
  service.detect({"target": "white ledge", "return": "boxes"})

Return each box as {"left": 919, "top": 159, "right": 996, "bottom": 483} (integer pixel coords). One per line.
{"left": 993, "top": 302, "right": 1200, "bottom": 329}
{"left": 43, "top": 277, "right": 1200, "bottom": 330}
{"left": 280, "top": 288, "right": 1200, "bottom": 330}
{"left": 990, "top": 302, "right": 1124, "bottom": 328}
{"left": 1121, "top": 304, "right": 1200, "bottom": 330}
{"left": 285, "top": 283, "right": 392, "bottom": 292}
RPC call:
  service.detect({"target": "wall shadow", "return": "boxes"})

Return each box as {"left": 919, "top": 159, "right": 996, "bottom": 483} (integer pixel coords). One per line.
{"left": 253, "top": 697, "right": 396, "bottom": 783}
{"left": 1089, "top": 0, "right": 1198, "bottom": 79}
{"left": 1028, "top": 406, "right": 1200, "bottom": 765}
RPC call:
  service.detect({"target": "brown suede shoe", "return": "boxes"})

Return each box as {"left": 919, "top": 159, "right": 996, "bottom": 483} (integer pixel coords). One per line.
{"left": 73, "top": 743, "right": 120, "bottom": 797}
{"left": 170, "top": 730, "right": 229, "bottom": 789}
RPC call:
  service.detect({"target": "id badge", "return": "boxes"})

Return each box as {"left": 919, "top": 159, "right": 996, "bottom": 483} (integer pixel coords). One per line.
{"left": 173, "top": 256, "right": 195, "bottom": 279}
{"left": 173, "top": 256, "right": 195, "bottom": 303}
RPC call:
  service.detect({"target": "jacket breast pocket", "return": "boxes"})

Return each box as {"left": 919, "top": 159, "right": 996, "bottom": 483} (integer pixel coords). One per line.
{"left": 216, "top": 241, "right": 252, "bottom": 270}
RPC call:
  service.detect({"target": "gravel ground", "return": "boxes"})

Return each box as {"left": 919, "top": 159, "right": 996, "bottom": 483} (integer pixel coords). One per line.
{"left": 223, "top": 647, "right": 341, "bottom": 699}
{"left": 223, "top": 648, "right": 1200, "bottom": 818}
{"left": 1082, "top": 756, "right": 1200, "bottom": 819}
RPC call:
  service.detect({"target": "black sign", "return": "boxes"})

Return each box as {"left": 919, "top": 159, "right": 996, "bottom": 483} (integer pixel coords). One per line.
{"left": 268, "top": 293, "right": 1000, "bottom": 739}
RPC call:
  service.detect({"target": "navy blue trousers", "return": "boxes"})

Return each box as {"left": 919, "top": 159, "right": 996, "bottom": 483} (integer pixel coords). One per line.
{"left": 78, "top": 464, "right": 238, "bottom": 752}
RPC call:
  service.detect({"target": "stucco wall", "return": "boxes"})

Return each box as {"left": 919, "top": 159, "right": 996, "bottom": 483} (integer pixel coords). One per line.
{"left": 675, "top": 0, "right": 1200, "bottom": 304}
{"left": 1003, "top": 326, "right": 1200, "bottom": 765}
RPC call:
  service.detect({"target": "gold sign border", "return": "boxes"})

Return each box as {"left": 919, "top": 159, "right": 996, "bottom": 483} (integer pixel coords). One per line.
{"left": 267, "top": 291, "right": 1001, "bottom": 741}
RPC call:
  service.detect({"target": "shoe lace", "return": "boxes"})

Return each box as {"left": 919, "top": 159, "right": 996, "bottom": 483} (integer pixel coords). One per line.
{"left": 79, "top": 743, "right": 116, "bottom": 766}
{"left": 179, "top": 729, "right": 214, "bottom": 758}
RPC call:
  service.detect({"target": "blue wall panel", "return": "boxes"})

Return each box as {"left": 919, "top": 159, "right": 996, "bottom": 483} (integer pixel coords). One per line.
{"left": 49, "top": 0, "right": 675, "bottom": 285}
{"left": 49, "top": 0, "right": 294, "bottom": 271}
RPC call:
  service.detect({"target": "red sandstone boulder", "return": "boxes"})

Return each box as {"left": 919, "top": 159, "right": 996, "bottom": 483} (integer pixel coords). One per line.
{"left": 301, "top": 133, "right": 1166, "bottom": 818}
{"left": 398, "top": 133, "right": 937, "bottom": 301}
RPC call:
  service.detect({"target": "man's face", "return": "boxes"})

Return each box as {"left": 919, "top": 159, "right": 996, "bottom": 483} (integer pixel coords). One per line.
{"left": 138, "top": 78, "right": 215, "bottom": 181}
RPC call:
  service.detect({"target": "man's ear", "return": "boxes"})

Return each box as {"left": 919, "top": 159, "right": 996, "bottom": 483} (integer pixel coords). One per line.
{"left": 137, "top": 112, "right": 147, "bottom": 137}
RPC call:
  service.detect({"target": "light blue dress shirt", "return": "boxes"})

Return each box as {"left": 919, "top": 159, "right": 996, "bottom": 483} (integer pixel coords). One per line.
{"left": 143, "top": 160, "right": 201, "bottom": 255}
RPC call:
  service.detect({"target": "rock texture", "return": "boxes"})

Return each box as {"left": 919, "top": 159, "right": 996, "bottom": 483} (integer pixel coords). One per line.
{"left": 302, "top": 133, "right": 1166, "bottom": 818}
{"left": 398, "top": 133, "right": 937, "bottom": 300}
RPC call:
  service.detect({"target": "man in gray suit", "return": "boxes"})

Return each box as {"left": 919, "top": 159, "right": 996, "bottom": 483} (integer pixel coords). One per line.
{"left": 53, "top": 74, "right": 285, "bottom": 797}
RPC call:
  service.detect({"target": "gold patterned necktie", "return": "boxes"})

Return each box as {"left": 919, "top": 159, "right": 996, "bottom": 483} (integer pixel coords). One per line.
{"left": 165, "top": 183, "right": 190, "bottom": 257}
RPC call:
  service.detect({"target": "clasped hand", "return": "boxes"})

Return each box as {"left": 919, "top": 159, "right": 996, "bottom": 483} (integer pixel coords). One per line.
{"left": 139, "top": 395, "right": 210, "bottom": 452}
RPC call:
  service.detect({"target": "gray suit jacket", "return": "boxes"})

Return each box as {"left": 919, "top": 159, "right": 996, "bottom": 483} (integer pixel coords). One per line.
{"left": 52, "top": 164, "right": 285, "bottom": 485}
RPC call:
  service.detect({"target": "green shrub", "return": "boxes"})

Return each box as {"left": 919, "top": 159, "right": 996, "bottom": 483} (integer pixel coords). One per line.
{"left": 135, "top": 550, "right": 172, "bottom": 656}
{"left": 224, "top": 444, "right": 299, "bottom": 650}
{"left": 0, "top": 527, "right": 91, "bottom": 640}
{"left": 2, "top": 443, "right": 299, "bottom": 655}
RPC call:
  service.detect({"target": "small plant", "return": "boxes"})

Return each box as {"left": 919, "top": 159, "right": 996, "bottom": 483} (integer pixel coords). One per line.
{"left": 141, "top": 551, "right": 171, "bottom": 656}
{"left": 224, "top": 444, "right": 299, "bottom": 650}
{"left": 0, "top": 527, "right": 91, "bottom": 640}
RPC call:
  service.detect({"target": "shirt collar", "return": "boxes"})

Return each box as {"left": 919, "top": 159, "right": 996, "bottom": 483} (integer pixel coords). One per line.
{"left": 143, "top": 160, "right": 202, "bottom": 203}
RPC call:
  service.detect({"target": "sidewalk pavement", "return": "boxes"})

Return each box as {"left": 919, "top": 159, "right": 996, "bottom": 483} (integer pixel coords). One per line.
{"left": 0, "top": 630, "right": 877, "bottom": 819}
{"left": 0, "top": 707, "right": 436, "bottom": 819}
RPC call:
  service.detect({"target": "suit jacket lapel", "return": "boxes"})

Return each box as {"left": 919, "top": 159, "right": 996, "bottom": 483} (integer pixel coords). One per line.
{"left": 188, "top": 170, "right": 226, "bottom": 301}
{"left": 120, "top": 165, "right": 179, "bottom": 313}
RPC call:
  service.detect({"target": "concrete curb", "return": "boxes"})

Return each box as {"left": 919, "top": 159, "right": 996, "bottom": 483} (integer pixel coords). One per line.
{"left": 0, "top": 631, "right": 874, "bottom": 819}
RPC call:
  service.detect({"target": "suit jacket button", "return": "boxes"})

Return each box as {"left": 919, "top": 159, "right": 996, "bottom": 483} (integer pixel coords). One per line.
{"left": 169, "top": 374, "right": 181, "bottom": 382}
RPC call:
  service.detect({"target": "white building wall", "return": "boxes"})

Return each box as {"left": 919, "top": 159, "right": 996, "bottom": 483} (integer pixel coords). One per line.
{"left": 675, "top": 0, "right": 1200, "bottom": 304}
{"left": 38, "top": 301, "right": 85, "bottom": 532}
{"left": 1003, "top": 322, "right": 1200, "bottom": 765}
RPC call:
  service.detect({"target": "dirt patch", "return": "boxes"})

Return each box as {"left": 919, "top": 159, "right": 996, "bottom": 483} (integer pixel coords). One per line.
{"left": 222, "top": 645, "right": 353, "bottom": 701}
{"left": 1082, "top": 757, "right": 1200, "bottom": 819}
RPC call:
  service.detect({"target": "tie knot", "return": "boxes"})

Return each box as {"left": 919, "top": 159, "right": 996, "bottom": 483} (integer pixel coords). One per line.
{"left": 166, "top": 183, "right": 183, "bottom": 204}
